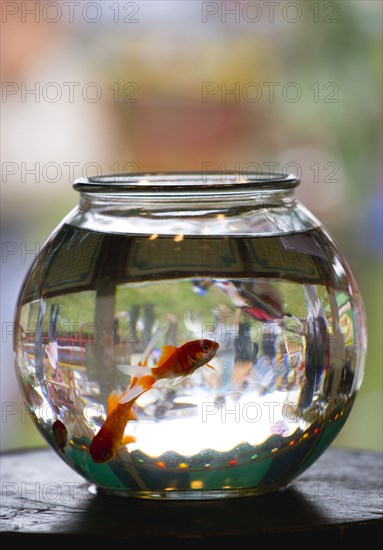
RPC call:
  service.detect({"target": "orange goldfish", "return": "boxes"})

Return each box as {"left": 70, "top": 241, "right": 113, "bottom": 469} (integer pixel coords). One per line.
{"left": 89, "top": 327, "right": 168, "bottom": 464}
{"left": 89, "top": 375, "right": 154, "bottom": 464}
{"left": 117, "top": 339, "right": 219, "bottom": 405}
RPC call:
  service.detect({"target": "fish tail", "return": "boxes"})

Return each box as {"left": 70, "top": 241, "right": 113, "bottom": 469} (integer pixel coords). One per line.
{"left": 119, "top": 374, "right": 156, "bottom": 405}
{"left": 137, "top": 374, "right": 156, "bottom": 392}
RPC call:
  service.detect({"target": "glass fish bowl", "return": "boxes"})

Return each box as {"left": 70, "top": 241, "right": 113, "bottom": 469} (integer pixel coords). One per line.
{"left": 13, "top": 172, "right": 367, "bottom": 499}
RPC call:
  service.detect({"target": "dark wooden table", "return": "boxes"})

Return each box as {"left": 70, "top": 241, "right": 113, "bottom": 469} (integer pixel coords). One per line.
{"left": 1, "top": 447, "right": 382, "bottom": 547}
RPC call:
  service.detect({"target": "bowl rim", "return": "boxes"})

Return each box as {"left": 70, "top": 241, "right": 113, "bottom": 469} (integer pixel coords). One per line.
{"left": 73, "top": 171, "right": 300, "bottom": 193}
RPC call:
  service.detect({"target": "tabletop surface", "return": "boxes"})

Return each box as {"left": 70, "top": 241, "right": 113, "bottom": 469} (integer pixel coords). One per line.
{"left": 1, "top": 446, "right": 382, "bottom": 546}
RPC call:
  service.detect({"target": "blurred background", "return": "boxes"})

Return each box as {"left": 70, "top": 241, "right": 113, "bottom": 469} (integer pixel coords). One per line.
{"left": 1, "top": 0, "right": 382, "bottom": 452}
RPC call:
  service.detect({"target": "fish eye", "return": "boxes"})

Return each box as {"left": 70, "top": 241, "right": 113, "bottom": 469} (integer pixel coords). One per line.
{"left": 202, "top": 344, "right": 210, "bottom": 352}
{"left": 102, "top": 449, "right": 111, "bottom": 460}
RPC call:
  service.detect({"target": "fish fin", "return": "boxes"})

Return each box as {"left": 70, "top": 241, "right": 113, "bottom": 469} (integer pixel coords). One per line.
{"left": 121, "top": 434, "right": 136, "bottom": 445}
{"left": 118, "top": 385, "right": 145, "bottom": 405}
{"left": 107, "top": 390, "right": 122, "bottom": 415}
{"left": 117, "top": 364, "right": 152, "bottom": 377}
{"left": 137, "top": 375, "right": 156, "bottom": 391}
{"left": 172, "top": 375, "right": 187, "bottom": 385}
{"left": 128, "top": 407, "right": 137, "bottom": 421}
{"left": 153, "top": 345, "right": 177, "bottom": 367}
{"left": 206, "top": 363, "right": 215, "bottom": 370}
{"left": 119, "top": 375, "right": 156, "bottom": 405}
{"left": 140, "top": 323, "right": 169, "bottom": 366}
{"left": 154, "top": 379, "right": 168, "bottom": 389}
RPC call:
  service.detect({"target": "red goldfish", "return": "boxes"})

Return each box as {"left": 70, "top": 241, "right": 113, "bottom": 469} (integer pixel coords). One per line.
{"left": 89, "top": 325, "right": 169, "bottom": 463}
{"left": 89, "top": 375, "right": 153, "bottom": 464}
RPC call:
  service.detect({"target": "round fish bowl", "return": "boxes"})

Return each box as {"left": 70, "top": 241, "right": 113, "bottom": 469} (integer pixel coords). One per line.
{"left": 13, "top": 172, "right": 367, "bottom": 499}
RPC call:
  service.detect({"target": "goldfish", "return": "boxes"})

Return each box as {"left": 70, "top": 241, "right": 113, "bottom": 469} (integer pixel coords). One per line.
{"left": 89, "top": 376, "right": 153, "bottom": 464}
{"left": 89, "top": 326, "right": 167, "bottom": 464}
{"left": 52, "top": 419, "right": 68, "bottom": 452}
{"left": 117, "top": 339, "right": 219, "bottom": 404}
{"left": 90, "top": 337, "right": 219, "bottom": 463}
